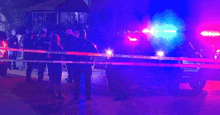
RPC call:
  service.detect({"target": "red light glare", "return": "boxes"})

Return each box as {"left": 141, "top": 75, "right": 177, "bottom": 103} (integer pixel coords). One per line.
{"left": 2, "top": 41, "right": 7, "bottom": 49}
{"left": 0, "top": 41, "right": 7, "bottom": 53}
{"left": 128, "top": 36, "right": 137, "bottom": 42}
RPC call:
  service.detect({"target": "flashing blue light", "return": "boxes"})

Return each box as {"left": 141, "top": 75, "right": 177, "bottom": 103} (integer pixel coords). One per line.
{"left": 150, "top": 23, "right": 178, "bottom": 39}
{"left": 149, "top": 10, "right": 185, "bottom": 52}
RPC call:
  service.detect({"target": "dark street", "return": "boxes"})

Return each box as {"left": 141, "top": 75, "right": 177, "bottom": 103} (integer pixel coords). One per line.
{"left": 1, "top": 69, "right": 220, "bottom": 115}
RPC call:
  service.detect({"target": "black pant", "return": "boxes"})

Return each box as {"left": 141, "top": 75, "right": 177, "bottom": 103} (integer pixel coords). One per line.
{"left": 47, "top": 63, "right": 52, "bottom": 81}
{"left": 9, "top": 51, "right": 17, "bottom": 68}
{"left": 70, "top": 66, "right": 92, "bottom": 98}
{"left": 48, "top": 63, "right": 62, "bottom": 84}
{"left": 66, "top": 64, "right": 72, "bottom": 82}
{"left": 26, "top": 62, "right": 35, "bottom": 81}
{"left": 37, "top": 63, "right": 46, "bottom": 83}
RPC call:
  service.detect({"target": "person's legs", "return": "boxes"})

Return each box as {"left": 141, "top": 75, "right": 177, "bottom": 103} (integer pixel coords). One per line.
{"left": 49, "top": 70, "right": 56, "bottom": 97}
{"left": 12, "top": 52, "right": 18, "bottom": 69}
{"left": 12, "top": 61, "right": 17, "bottom": 69}
{"left": 38, "top": 63, "right": 46, "bottom": 83}
{"left": 83, "top": 67, "right": 92, "bottom": 100}
{"left": 66, "top": 64, "right": 73, "bottom": 83}
{"left": 26, "top": 62, "right": 33, "bottom": 82}
{"left": 8, "top": 51, "right": 13, "bottom": 70}
{"left": 47, "top": 63, "right": 53, "bottom": 82}
{"left": 72, "top": 68, "right": 82, "bottom": 100}
{"left": 55, "top": 64, "right": 63, "bottom": 98}
{"left": 20, "top": 52, "right": 25, "bottom": 70}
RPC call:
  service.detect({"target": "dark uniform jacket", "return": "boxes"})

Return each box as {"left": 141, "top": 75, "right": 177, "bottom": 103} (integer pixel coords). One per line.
{"left": 64, "top": 35, "right": 78, "bottom": 61}
{"left": 35, "top": 37, "right": 50, "bottom": 60}
{"left": 74, "top": 38, "right": 97, "bottom": 68}
{"left": 8, "top": 35, "right": 19, "bottom": 58}
{"left": 23, "top": 34, "right": 37, "bottom": 60}
{"left": 8, "top": 35, "right": 19, "bottom": 48}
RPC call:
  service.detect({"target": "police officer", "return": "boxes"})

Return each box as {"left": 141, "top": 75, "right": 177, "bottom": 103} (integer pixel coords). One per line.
{"left": 23, "top": 32, "right": 37, "bottom": 82}
{"left": 63, "top": 27, "right": 79, "bottom": 83}
{"left": 8, "top": 29, "right": 19, "bottom": 70}
{"left": 72, "top": 29, "right": 97, "bottom": 101}
{"left": 35, "top": 31, "right": 50, "bottom": 83}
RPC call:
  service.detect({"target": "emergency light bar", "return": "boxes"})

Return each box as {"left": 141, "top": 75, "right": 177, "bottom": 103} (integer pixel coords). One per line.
{"left": 128, "top": 36, "right": 138, "bottom": 41}
{"left": 201, "top": 31, "right": 220, "bottom": 37}
{"left": 142, "top": 29, "right": 176, "bottom": 34}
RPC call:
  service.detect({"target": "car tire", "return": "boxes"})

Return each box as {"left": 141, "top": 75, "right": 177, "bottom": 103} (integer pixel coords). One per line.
{"left": 189, "top": 79, "right": 206, "bottom": 91}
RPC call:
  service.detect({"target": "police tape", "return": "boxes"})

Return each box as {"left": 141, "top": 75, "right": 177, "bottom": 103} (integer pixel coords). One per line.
{"left": 2, "top": 48, "right": 220, "bottom": 63}
{"left": 1, "top": 59, "right": 220, "bottom": 69}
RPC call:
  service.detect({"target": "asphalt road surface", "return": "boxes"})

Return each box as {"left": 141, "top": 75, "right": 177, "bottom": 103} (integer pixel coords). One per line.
{"left": 1, "top": 67, "right": 220, "bottom": 115}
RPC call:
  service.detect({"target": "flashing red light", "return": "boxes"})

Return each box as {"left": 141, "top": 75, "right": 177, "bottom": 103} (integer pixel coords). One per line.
{"left": 128, "top": 36, "right": 138, "bottom": 42}
{"left": 0, "top": 41, "right": 8, "bottom": 54}
{"left": 201, "top": 31, "right": 220, "bottom": 37}
{"left": 2, "top": 41, "right": 7, "bottom": 49}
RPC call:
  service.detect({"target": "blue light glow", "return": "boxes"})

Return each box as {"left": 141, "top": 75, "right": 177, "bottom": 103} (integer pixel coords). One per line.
{"left": 149, "top": 10, "right": 185, "bottom": 52}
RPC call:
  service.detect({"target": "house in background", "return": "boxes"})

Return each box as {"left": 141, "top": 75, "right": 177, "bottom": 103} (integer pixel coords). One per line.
{"left": 15, "top": 0, "right": 91, "bottom": 30}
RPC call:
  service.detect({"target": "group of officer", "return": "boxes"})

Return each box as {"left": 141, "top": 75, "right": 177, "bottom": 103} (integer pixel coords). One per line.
{"left": 8, "top": 26, "right": 127, "bottom": 101}
{"left": 23, "top": 27, "right": 97, "bottom": 101}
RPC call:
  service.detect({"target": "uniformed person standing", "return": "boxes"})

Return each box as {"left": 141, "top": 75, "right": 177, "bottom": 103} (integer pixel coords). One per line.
{"left": 63, "top": 28, "right": 79, "bottom": 83}
{"left": 72, "top": 29, "right": 97, "bottom": 101}
{"left": 23, "top": 32, "right": 37, "bottom": 82}
{"left": 35, "top": 31, "right": 50, "bottom": 83}
{"left": 8, "top": 29, "right": 19, "bottom": 70}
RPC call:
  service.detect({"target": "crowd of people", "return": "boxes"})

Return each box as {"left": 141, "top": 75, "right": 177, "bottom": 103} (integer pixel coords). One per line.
{"left": 7, "top": 27, "right": 97, "bottom": 101}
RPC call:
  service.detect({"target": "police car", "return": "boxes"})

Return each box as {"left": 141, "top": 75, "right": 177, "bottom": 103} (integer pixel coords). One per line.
{"left": 0, "top": 31, "right": 8, "bottom": 77}
{"left": 105, "top": 28, "right": 207, "bottom": 91}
